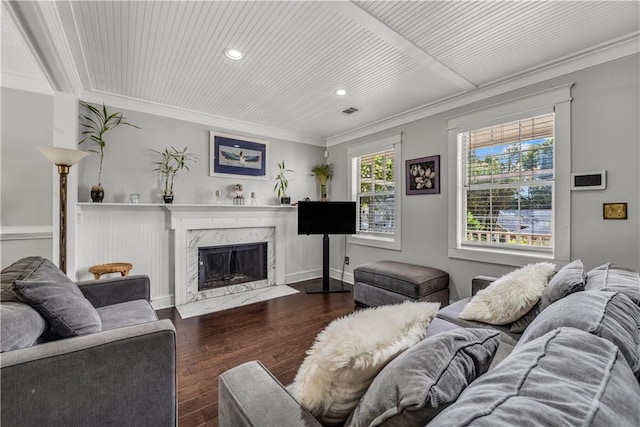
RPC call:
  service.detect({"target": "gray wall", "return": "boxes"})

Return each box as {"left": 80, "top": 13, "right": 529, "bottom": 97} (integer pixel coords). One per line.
{"left": 1, "top": 87, "right": 53, "bottom": 267}
{"left": 77, "top": 108, "right": 327, "bottom": 205}
{"left": 329, "top": 54, "right": 640, "bottom": 300}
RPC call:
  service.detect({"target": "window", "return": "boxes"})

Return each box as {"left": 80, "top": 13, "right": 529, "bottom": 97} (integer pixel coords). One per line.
{"left": 461, "top": 113, "right": 554, "bottom": 251}
{"left": 348, "top": 133, "right": 402, "bottom": 250}
{"left": 448, "top": 84, "right": 572, "bottom": 266}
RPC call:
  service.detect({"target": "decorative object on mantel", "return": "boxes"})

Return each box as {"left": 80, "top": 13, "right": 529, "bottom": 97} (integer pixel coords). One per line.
{"left": 152, "top": 146, "right": 198, "bottom": 204}
{"left": 406, "top": 155, "right": 440, "bottom": 195}
{"left": 214, "top": 190, "right": 223, "bottom": 205}
{"left": 233, "top": 184, "right": 245, "bottom": 205}
{"left": 250, "top": 192, "right": 258, "bottom": 206}
{"left": 310, "top": 162, "right": 333, "bottom": 201}
{"left": 36, "top": 146, "right": 89, "bottom": 273}
{"left": 78, "top": 101, "right": 140, "bottom": 202}
{"left": 274, "top": 160, "right": 293, "bottom": 205}
{"left": 129, "top": 193, "right": 140, "bottom": 204}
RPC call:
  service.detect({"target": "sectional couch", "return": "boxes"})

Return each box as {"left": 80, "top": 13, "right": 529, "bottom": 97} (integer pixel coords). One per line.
{"left": 218, "top": 261, "right": 640, "bottom": 426}
{"left": 0, "top": 257, "right": 177, "bottom": 426}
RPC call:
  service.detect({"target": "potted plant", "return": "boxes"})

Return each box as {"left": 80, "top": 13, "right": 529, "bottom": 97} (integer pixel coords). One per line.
{"left": 310, "top": 162, "right": 333, "bottom": 201}
{"left": 273, "top": 160, "right": 293, "bottom": 205}
{"left": 152, "top": 146, "right": 198, "bottom": 203}
{"left": 78, "top": 101, "right": 140, "bottom": 202}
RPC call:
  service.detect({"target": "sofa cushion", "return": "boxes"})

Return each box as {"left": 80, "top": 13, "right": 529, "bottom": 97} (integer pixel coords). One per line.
{"left": 517, "top": 291, "right": 640, "bottom": 377}
{"left": 437, "top": 298, "right": 521, "bottom": 346}
{"left": 1, "top": 256, "right": 44, "bottom": 302}
{"left": 11, "top": 258, "right": 101, "bottom": 337}
{"left": 459, "top": 262, "right": 555, "bottom": 325}
{"left": 97, "top": 300, "right": 158, "bottom": 331}
{"left": 346, "top": 328, "right": 500, "bottom": 427}
{"left": 0, "top": 302, "right": 48, "bottom": 352}
{"left": 586, "top": 262, "right": 640, "bottom": 306}
{"left": 291, "top": 301, "right": 439, "bottom": 426}
{"left": 428, "top": 327, "right": 640, "bottom": 427}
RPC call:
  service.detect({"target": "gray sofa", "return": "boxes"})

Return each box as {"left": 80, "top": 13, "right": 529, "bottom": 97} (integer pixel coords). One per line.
{"left": 218, "top": 261, "right": 640, "bottom": 426}
{"left": 0, "top": 257, "right": 177, "bottom": 427}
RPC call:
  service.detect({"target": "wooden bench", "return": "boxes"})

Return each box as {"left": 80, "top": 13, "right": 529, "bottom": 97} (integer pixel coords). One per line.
{"left": 88, "top": 262, "right": 133, "bottom": 280}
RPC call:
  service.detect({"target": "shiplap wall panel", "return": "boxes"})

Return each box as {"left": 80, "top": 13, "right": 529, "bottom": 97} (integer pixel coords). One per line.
{"left": 76, "top": 206, "right": 172, "bottom": 308}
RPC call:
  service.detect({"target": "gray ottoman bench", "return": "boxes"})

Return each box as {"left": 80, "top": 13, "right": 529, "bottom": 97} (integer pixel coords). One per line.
{"left": 353, "top": 260, "right": 449, "bottom": 308}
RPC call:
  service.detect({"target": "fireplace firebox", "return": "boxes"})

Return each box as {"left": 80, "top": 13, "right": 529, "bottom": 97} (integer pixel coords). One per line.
{"left": 198, "top": 242, "right": 268, "bottom": 291}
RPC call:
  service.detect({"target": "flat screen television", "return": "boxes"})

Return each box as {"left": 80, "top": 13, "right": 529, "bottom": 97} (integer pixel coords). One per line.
{"left": 298, "top": 201, "right": 356, "bottom": 235}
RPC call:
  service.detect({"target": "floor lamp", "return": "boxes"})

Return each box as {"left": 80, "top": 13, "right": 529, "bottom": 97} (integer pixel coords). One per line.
{"left": 36, "top": 146, "right": 89, "bottom": 274}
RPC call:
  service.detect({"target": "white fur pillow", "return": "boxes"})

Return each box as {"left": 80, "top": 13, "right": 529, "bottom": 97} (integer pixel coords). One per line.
{"left": 291, "top": 301, "right": 440, "bottom": 425}
{"left": 459, "top": 262, "right": 555, "bottom": 325}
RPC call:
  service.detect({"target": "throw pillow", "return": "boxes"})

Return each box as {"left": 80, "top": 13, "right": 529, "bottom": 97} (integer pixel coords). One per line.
{"left": 428, "top": 328, "right": 640, "bottom": 427}
{"left": 586, "top": 262, "right": 640, "bottom": 306}
{"left": 345, "top": 328, "right": 500, "bottom": 427}
{"left": 290, "top": 301, "right": 440, "bottom": 426}
{"left": 517, "top": 290, "right": 640, "bottom": 377}
{"left": 459, "top": 262, "right": 555, "bottom": 325}
{"left": 12, "top": 258, "right": 101, "bottom": 337}
{"left": 1, "top": 256, "right": 44, "bottom": 302}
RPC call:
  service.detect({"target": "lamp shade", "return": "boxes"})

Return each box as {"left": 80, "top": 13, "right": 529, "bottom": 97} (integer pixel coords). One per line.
{"left": 36, "top": 146, "right": 89, "bottom": 166}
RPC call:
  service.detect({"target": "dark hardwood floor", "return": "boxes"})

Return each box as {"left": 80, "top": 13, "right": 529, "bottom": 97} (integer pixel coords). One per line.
{"left": 157, "top": 279, "right": 355, "bottom": 426}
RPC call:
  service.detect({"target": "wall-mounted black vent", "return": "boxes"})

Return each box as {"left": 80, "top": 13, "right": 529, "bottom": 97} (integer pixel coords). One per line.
{"left": 342, "top": 107, "right": 359, "bottom": 115}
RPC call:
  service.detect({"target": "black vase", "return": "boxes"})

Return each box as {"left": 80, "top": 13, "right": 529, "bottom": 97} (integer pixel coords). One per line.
{"left": 90, "top": 186, "right": 104, "bottom": 203}
{"left": 280, "top": 196, "right": 291, "bottom": 205}
{"left": 163, "top": 195, "right": 174, "bottom": 204}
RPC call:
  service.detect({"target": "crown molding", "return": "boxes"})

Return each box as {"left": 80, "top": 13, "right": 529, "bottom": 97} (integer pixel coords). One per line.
{"left": 326, "top": 33, "right": 640, "bottom": 146}
{"left": 79, "top": 90, "right": 327, "bottom": 147}
{"left": 4, "top": 0, "right": 83, "bottom": 94}
{"left": 0, "top": 226, "right": 53, "bottom": 241}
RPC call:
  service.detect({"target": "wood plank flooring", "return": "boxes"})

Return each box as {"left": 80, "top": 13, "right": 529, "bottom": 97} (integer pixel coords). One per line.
{"left": 156, "top": 279, "right": 355, "bottom": 426}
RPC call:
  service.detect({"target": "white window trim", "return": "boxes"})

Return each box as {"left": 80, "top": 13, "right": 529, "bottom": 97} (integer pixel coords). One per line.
{"left": 447, "top": 83, "right": 573, "bottom": 267}
{"left": 347, "top": 132, "right": 402, "bottom": 251}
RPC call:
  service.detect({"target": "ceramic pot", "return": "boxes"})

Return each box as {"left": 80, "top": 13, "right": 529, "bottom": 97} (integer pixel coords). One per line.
{"left": 280, "top": 196, "right": 291, "bottom": 205}
{"left": 163, "top": 194, "right": 174, "bottom": 204}
{"left": 91, "top": 185, "right": 104, "bottom": 203}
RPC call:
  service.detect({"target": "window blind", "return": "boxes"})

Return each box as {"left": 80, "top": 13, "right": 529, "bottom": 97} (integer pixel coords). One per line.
{"left": 460, "top": 113, "right": 554, "bottom": 249}
{"left": 356, "top": 148, "right": 395, "bottom": 235}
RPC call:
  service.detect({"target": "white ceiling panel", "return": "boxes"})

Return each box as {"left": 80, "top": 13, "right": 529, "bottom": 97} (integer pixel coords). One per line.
{"left": 358, "top": 1, "right": 640, "bottom": 86}
{"left": 5, "top": 1, "right": 639, "bottom": 141}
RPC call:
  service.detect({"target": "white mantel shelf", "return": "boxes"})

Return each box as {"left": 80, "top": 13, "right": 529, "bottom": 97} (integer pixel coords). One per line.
{"left": 78, "top": 202, "right": 296, "bottom": 210}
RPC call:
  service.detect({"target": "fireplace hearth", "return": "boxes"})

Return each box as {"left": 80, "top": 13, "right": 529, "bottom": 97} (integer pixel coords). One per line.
{"left": 198, "top": 242, "right": 268, "bottom": 291}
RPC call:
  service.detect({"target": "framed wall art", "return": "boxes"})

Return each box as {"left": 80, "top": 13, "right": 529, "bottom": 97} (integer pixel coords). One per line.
{"left": 406, "top": 155, "right": 440, "bottom": 195}
{"left": 210, "top": 132, "right": 268, "bottom": 179}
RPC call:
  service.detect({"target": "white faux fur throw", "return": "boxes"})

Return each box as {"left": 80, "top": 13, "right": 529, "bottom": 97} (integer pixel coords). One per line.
{"left": 291, "top": 301, "right": 440, "bottom": 425}
{"left": 459, "top": 262, "right": 556, "bottom": 325}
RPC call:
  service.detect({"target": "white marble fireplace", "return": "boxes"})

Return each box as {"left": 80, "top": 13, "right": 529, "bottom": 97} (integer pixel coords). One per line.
{"left": 165, "top": 205, "right": 289, "bottom": 307}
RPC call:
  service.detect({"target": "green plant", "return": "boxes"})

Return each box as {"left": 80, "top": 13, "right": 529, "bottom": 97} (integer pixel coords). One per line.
{"left": 273, "top": 161, "right": 293, "bottom": 198}
{"left": 152, "top": 146, "right": 198, "bottom": 196}
{"left": 310, "top": 163, "right": 333, "bottom": 201}
{"left": 78, "top": 101, "right": 140, "bottom": 188}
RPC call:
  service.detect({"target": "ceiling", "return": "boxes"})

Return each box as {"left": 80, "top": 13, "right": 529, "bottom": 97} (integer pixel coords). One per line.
{"left": 3, "top": 1, "right": 639, "bottom": 145}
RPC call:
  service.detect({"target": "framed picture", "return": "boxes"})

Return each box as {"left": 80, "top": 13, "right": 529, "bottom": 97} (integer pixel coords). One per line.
{"left": 406, "top": 155, "right": 440, "bottom": 195}
{"left": 209, "top": 132, "right": 268, "bottom": 179}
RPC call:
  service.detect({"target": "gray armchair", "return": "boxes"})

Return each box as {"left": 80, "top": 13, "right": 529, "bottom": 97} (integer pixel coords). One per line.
{"left": 1, "top": 265, "right": 176, "bottom": 427}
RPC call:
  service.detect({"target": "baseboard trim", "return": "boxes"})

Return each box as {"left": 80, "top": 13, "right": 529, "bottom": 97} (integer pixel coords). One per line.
{"left": 285, "top": 269, "right": 322, "bottom": 284}
{"left": 151, "top": 294, "right": 175, "bottom": 310}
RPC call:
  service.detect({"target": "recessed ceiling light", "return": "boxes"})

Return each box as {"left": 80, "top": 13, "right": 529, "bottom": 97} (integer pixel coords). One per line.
{"left": 225, "top": 49, "right": 243, "bottom": 60}
{"left": 335, "top": 89, "right": 347, "bottom": 96}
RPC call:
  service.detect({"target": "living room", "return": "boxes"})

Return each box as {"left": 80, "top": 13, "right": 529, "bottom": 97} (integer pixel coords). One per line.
{"left": 2, "top": 1, "right": 640, "bottom": 426}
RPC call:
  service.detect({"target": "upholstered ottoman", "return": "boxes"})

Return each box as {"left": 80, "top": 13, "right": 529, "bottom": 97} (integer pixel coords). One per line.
{"left": 354, "top": 261, "right": 449, "bottom": 308}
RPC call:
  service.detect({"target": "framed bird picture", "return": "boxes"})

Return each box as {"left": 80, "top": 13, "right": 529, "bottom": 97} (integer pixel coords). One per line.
{"left": 209, "top": 132, "right": 268, "bottom": 179}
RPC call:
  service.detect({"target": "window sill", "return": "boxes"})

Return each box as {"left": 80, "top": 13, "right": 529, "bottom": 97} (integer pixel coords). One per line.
{"left": 448, "top": 246, "right": 556, "bottom": 268}
{"left": 348, "top": 234, "right": 401, "bottom": 251}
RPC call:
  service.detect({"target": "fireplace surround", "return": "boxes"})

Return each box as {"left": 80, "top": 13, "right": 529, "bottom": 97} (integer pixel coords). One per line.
{"left": 165, "top": 205, "right": 289, "bottom": 306}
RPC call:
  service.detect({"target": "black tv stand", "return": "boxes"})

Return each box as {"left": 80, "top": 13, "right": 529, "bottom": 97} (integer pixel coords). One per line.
{"left": 305, "top": 233, "right": 351, "bottom": 294}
